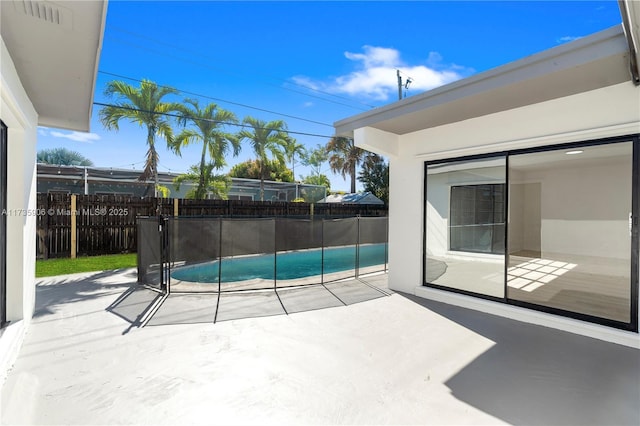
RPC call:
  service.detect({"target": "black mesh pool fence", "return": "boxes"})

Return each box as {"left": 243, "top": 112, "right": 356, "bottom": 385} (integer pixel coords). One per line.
{"left": 137, "top": 216, "right": 388, "bottom": 294}
{"left": 137, "top": 217, "right": 163, "bottom": 290}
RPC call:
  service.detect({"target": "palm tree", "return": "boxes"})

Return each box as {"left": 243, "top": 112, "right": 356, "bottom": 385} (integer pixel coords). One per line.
{"left": 282, "top": 136, "right": 306, "bottom": 180}
{"left": 37, "top": 148, "right": 93, "bottom": 166}
{"left": 173, "top": 99, "right": 240, "bottom": 199}
{"left": 238, "top": 117, "right": 288, "bottom": 201}
{"left": 173, "top": 163, "right": 231, "bottom": 200}
{"left": 326, "top": 136, "right": 366, "bottom": 193}
{"left": 99, "top": 79, "right": 180, "bottom": 197}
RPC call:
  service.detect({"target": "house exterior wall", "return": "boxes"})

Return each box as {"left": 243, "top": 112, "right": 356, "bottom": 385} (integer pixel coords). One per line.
{"left": 0, "top": 37, "right": 38, "bottom": 382}
{"left": 356, "top": 81, "right": 640, "bottom": 347}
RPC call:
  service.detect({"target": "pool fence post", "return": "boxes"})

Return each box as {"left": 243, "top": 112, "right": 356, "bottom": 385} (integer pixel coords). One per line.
{"left": 158, "top": 214, "right": 164, "bottom": 293}
{"left": 385, "top": 217, "right": 389, "bottom": 273}
{"left": 321, "top": 218, "right": 324, "bottom": 285}
{"left": 355, "top": 216, "right": 360, "bottom": 279}
{"left": 70, "top": 194, "right": 77, "bottom": 259}
{"left": 272, "top": 218, "right": 277, "bottom": 291}
{"left": 165, "top": 217, "right": 171, "bottom": 295}
{"left": 214, "top": 218, "right": 222, "bottom": 323}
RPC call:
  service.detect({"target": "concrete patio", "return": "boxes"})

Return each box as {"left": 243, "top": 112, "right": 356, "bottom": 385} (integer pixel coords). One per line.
{"left": 1, "top": 269, "right": 638, "bottom": 425}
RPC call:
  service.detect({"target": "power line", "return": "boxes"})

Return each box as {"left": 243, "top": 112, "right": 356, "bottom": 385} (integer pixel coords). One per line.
{"left": 105, "top": 26, "right": 376, "bottom": 110}
{"left": 157, "top": 162, "right": 179, "bottom": 173}
{"left": 110, "top": 160, "right": 146, "bottom": 169}
{"left": 98, "top": 70, "right": 335, "bottom": 128}
{"left": 93, "top": 101, "right": 337, "bottom": 139}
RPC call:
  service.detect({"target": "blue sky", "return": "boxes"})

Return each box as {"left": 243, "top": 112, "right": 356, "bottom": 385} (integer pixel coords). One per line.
{"left": 37, "top": 0, "right": 623, "bottom": 192}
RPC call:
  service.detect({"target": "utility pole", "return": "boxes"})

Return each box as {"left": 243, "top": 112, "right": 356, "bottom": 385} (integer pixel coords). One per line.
{"left": 396, "top": 70, "right": 412, "bottom": 100}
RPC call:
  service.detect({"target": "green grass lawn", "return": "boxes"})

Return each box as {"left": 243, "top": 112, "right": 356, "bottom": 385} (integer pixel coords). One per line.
{"left": 36, "top": 253, "right": 137, "bottom": 278}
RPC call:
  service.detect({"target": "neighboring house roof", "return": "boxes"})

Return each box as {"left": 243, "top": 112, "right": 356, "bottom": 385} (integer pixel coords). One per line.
{"left": 0, "top": 1, "right": 107, "bottom": 131}
{"left": 38, "top": 163, "right": 186, "bottom": 187}
{"left": 335, "top": 2, "right": 640, "bottom": 147}
{"left": 319, "top": 192, "right": 384, "bottom": 205}
{"left": 37, "top": 163, "right": 326, "bottom": 199}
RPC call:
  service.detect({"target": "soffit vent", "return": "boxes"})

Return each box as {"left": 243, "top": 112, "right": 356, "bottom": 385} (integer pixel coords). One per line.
{"left": 12, "top": 0, "right": 73, "bottom": 30}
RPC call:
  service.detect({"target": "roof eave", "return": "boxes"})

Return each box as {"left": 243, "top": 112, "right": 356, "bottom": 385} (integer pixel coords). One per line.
{"left": 0, "top": 0, "right": 108, "bottom": 132}
{"left": 335, "top": 25, "right": 631, "bottom": 137}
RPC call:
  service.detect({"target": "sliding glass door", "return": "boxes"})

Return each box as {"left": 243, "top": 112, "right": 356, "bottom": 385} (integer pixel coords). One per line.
{"left": 424, "top": 136, "right": 638, "bottom": 331}
{"left": 507, "top": 141, "right": 634, "bottom": 325}
{"left": 425, "top": 156, "right": 506, "bottom": 298}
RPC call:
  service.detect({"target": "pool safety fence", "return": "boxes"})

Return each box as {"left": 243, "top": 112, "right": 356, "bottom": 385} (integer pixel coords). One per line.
{"left": 137, "top": 216, "right": 388, "bottom": 294}
{"left": 37, "top": 193, "right": 387, "bottom": 259}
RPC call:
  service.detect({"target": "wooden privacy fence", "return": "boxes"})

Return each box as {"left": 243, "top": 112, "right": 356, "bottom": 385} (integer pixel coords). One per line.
{"left": 36, "top": 193, "right": 388, "bottom": 259}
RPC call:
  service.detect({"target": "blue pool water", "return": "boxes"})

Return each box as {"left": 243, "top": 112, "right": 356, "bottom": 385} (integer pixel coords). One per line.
{"left": 171, "top": 243, "right": 387, "bottom": 283}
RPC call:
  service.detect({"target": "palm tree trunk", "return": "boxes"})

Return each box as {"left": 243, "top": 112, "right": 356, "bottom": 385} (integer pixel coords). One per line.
{"left": 198, "top": 143, "right": 207, "bottom": 199}
{"left": 147, "top": 126, "right": 159, "bottom": 198}
{"left": 260, "top": 159, "right": 265, "bottom": 201}
{"left": 350, "top": 162, "right": 356, "bottom": 193}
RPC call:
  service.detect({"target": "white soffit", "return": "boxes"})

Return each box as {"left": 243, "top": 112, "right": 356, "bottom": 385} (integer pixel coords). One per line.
{"left": 335, "top": 26, "right": 633, "bottom": 137}
{"left": 0, "top": 0, "right": 107, "bottom": 132}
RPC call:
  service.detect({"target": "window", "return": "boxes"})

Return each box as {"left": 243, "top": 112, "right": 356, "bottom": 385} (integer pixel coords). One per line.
{"left": 226, "top": 194, "right": 253, "bottom": 201}
{"left": 450, "top": 184, "right": 505, "bottom": 254}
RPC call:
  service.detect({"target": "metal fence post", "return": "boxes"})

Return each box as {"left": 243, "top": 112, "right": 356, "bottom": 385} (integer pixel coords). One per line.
{"left": 321, "top": 218, "right": 324, "bottom": 285}
{"left": 355, "top": 216, "right": 360, "bottom": 278}
{"left": 70, "top": 194, "right": 77, "bottom": 259}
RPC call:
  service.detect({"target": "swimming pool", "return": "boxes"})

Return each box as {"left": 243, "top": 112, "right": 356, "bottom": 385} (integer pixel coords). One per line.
{"left": 171, "top": 243, "right": 387, "bottom": 283}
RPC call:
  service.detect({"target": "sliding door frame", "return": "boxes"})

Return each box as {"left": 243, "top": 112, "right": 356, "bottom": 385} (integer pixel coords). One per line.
{"left": 0, "top": 120, "right": 7, "bottom": 328}
{"left": 423, "top": 134, "right": 639, "bottom": 332}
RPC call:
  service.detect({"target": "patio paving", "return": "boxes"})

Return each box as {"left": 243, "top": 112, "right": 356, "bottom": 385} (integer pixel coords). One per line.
{"left": 1, "top": 268, "right": 638, "bottom": 425}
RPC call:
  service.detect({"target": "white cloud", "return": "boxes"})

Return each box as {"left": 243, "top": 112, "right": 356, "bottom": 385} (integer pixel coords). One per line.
{"left": 302, "top": 101, "right": 314, "bottom": 108}
{"left": 293, "top": 45, "right": 472, "bottom": 101}
{"left": 556, "top": 35, "right": 583, "bottom": 44}
{"left": 292, "top": 76, "right": 320, "bottom": 91}
{"left": 49, "top": 131, "right": 100, "bottom": 143}
{"left": 344, "top": 46, "right": 400, "bottom": 68}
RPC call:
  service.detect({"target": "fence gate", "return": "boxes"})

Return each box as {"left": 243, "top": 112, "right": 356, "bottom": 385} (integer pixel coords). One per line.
{"left": 137, "top": 216, "right": 170, "bottom": 295}
{"left": 159, "top": 216, "right": 170, "bottom": 294}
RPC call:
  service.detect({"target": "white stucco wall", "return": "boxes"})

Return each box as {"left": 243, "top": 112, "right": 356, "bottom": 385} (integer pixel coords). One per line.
{"left": 0, "top": 37, "right": 38, "bottom": 383}
{"left": 386, "top": 143, "right": 423, "bottom": 295}
{"left": 368, "top": 82, "right": 639, "bottom": 292}
{"left": 355, "top": 81, "right": 640, "bottom": 347}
